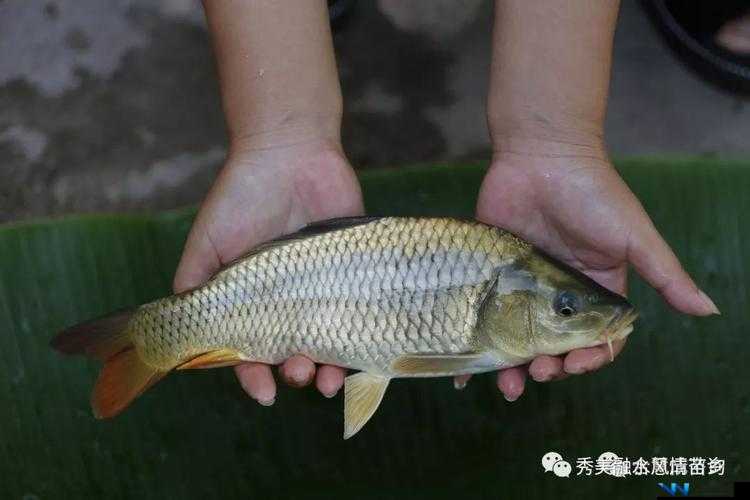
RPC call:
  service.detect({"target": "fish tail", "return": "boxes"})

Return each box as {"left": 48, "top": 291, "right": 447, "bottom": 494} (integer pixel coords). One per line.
{"left": 51, "top": 308, "right": 167, "bottom": 418}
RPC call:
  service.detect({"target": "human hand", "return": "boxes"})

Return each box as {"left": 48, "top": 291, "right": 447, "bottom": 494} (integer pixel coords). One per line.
{"left": 173, "top": 138, "right": 362, "bottom": 405}
{"left": 463, "top": 143, "right": 719, "bottom": 400}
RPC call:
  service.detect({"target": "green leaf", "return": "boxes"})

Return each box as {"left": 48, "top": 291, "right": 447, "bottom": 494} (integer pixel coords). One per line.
{"left": 1, "top": 159, "right": 748, "bottom": 499}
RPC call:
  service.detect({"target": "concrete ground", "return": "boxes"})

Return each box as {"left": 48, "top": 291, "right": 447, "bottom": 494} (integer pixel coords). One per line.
{"left": 0, "top": 0, "right": 748, "bottom": 222}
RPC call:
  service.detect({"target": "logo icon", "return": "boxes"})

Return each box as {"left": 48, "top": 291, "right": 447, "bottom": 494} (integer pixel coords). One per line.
{"left": 541, "top": 451, "right": 563, "bottom": 473}
{"left": 553, "top": 460, "right": 572, "bottom": 478}
{"left": 541, "top": 451, "right": 571, "bottom": 478}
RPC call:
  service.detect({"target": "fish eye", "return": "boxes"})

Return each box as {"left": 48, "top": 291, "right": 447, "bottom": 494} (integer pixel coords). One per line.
{"left": 554, "top": 291, "right": 581, "bottom": 317}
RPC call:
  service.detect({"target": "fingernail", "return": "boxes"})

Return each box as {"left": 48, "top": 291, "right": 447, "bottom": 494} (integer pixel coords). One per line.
{"left": 698, "top": 290, "right": 720, "bottom": 315}
{"left": 322, "top": 390, "right": 338, "bottom": 399}
{"left": 454, "top": 379, "right": 467, "bottom": 390}
{"left": 504, "top": 393, "right": 519, "bottom": 402}
{"left": 533, "top": 373, "right": 552, "bottom": 383}
{"left": 257, "top": 398, "right": 275, "bottom": 407}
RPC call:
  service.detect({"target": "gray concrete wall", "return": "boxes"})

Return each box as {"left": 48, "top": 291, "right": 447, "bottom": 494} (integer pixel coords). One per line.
{"left": 0, "top": 0, "right": 747, "bottom": 222}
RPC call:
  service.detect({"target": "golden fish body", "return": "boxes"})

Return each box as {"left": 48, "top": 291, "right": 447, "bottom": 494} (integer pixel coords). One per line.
{"left": 53, "top": 217, "right": 637, "bottom": 438}
{"left": 136, "top": 217, "right": 523, "bottom": 375}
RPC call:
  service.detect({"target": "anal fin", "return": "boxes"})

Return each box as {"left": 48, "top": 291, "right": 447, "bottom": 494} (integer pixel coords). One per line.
{"left": 344, "top": 372, "right": 390, "bottom": 439}
{"left": 177, "top": 349, "right": 245, "bottom": 370}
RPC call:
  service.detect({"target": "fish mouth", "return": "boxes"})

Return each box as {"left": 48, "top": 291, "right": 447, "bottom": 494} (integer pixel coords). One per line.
{"left": 600, "top": 308, "right": 639, "bottom": 361}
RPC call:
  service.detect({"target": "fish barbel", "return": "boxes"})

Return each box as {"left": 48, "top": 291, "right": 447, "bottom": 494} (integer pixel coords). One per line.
{"left": 52, "top": 217, "right": 637, "bottom": 438}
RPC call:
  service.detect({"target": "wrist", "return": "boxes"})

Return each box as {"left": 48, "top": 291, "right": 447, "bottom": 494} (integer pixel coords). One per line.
{"left": 488, "top": 120, "right": 608, "bottom": 163}
{"left": 228, "top": 109, "right": 343, "bottom": 154}
{"left": 487, "top": 99, "right": 606, "bottom": 158}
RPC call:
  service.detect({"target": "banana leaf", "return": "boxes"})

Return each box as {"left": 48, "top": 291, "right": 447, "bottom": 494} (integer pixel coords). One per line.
{"left": 1, "top": 158, "right": 748, "bottom": 499}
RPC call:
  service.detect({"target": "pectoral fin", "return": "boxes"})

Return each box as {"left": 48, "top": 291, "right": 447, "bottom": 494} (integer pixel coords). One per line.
{"left": 176, "top": 349, "right": 245, "bottom": 370}
{"left": 344, "top": 372, "right": 390, "bottom": 439}
{"left": 392, "top": 353, "right": 492, "bottom": 376}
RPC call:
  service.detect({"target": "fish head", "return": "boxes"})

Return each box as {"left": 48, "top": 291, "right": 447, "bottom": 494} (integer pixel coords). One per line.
{"left": 480, "top": 250, "right": 637, "bottom": 361}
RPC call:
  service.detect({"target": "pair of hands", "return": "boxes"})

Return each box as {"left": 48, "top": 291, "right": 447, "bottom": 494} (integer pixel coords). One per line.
{"left": 173, "top": 138, "right": 717, "bottom": 405}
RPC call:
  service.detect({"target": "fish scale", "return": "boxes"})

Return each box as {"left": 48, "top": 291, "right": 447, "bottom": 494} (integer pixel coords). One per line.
{"left": 132, "top": 218, "right": 512, "bottom": 375}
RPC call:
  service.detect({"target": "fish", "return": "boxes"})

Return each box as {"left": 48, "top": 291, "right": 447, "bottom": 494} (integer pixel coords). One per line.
{"left": 51, "top": 216, "right": 637, "bottom": 439}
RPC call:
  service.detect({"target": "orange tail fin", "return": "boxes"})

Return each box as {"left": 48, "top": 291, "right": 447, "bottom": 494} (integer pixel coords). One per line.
{"left": 92, "top": 348, "right": 166, "bottom": 418}
{"left": 51, "top": 308, "right": 168, "bottom": 418}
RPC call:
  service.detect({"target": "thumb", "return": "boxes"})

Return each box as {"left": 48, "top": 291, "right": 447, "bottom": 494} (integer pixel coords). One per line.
{"left": 173, "top": 216, "right": 223, "bottom": 293}
{"left": 628, "top": 218, "right": 719, "bottom": 316}
{"left": 171, "top": 163, "right": 283, "bottom": 293}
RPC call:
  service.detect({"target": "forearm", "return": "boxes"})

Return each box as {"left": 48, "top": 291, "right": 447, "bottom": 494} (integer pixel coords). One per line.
{"left": 488, "top": 0, "right": 620, "bottom": 153}
{"left": 202, "top": 0, "right": 342, "bottom": 150}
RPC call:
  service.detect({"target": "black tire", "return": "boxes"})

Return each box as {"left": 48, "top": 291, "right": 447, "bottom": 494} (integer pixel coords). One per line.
{"left": 641, "top": 0, "right": 750, "bottom": 95}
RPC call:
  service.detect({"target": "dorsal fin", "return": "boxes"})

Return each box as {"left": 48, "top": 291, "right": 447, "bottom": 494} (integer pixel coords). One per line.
{"left": 222, "top": 216, "right": 382, "bottom": 268}
{"left": 290, "top": 216, "right": 381, "bottom": 237}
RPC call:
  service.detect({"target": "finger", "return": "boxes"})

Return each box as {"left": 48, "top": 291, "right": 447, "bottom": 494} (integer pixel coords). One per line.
{"left": 564, "top": 338, "right": 627, "bottom": 375}
{"left": 279, "top": 355, "right": 316, "bottom": 388}
{"left": 629, "top": 219, "right": 719, "bottom": 316}
{"left": 453, "top": 374, "right": 472, "bottom": 390}
{"left": 315, "top": 365, "right": 346, "bottom": 398}
{"left": 235, "top": 362, "right": 276, "bottom": 405}
{"left": 528, "top": 355, "right": 565, "bottom": 382}
{"left": 579, "top": 266, "right": 628, "bottom": 297}
{"left": 497, "top": 366, "right": 526, "bottom": 402}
